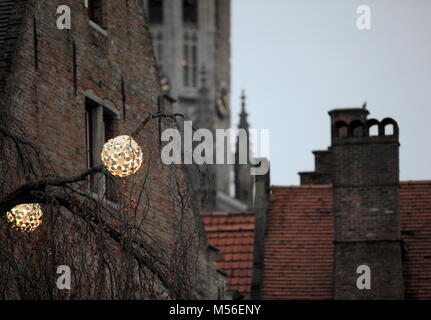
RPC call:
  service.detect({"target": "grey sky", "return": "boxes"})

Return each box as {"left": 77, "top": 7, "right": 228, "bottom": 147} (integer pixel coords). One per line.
{"left": 231, "top": 0, "right": 431, "bottom": 186}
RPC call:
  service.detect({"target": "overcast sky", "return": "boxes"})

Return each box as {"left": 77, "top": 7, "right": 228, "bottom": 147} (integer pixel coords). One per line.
{"left": 231, "top": 0, "right": 431, "bottom": 186}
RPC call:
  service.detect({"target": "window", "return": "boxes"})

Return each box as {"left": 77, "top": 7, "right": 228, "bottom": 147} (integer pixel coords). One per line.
{"left": 85, "top": 97, "right": 119, "bottom": 202}
{"left": 191, "top": 45, "right": 197, "bottom": 87}
{"left": 85, "top": 98, "right": 99, "bottom": 171}
{"left": 215, "top": 0, "right": 220, "bottom": 49}
{"left": 87, "top": 0, "right": 103, "bottom": 26}
{"left": 215, "top": 0, "right": 220, "bottom": 31}
{"left": 148, "top": 0, "right": 163, "bottom": 23}
{"left": 103, "top": 113, "right": 118, "bottom": 202}
{"left": 182, "top": 33, "right": 198, "bottom": 88}
{"left": 183, "top": 44, "right": 189, "bottom": 87}
{"left": 183, "top": 0, "right": 198, "bottom": 26}
{"left": 154, "top": 32, "right": 163, "bottom": 63}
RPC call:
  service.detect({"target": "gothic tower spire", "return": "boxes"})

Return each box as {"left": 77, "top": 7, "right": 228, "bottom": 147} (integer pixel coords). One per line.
{"left": 239, "top": 90, "right": 249, "bottom": 131}
{"left": 235, "top": 90, "right": 254, "bottom": 209}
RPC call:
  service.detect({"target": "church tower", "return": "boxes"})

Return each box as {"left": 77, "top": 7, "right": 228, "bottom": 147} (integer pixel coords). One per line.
{"left": 145, "top": 0, "right": 248, "bottom": 211}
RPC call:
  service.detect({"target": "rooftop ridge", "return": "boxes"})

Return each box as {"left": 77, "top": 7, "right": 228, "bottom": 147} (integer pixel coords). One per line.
{"left": 202, "top": 211, "right": 255, "bottom": 216}
{"left": 400, "top": 180, "right": 431, "bottom": 185}
{"left": 205, "top": 226, "right": 255, "bottom": 232}
{"left": 273, "top": 180, "right": 431, "bottom": 190}
{"left": 272, "top": 184, "right": 332, "bottom": 190}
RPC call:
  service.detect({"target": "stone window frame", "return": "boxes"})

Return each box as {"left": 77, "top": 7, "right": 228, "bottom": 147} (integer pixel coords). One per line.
{"left": 84, "top": 90, "right": 120, "bottom": 204}
{"left": 182, "top": 32, "right": 198, "bottom": 88}
{"left": 84, "top": 0, "right": 109, "bottom": 37}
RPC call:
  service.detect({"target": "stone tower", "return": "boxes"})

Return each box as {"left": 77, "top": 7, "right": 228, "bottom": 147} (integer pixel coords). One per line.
{"left": 330, "top": 108, "right": 404, "bottom": 299}
{"left": 145, "top": 0, "right": 248, "bottom": 211}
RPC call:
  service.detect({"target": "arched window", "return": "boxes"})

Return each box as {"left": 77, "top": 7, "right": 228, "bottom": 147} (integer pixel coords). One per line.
{"left": 148, "top": 0, "right": 163, "bottom": 24}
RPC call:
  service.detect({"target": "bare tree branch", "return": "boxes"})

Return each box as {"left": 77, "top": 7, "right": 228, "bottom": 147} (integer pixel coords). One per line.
{"left": 0, "top": 166, "right": 103, "bottom": 215}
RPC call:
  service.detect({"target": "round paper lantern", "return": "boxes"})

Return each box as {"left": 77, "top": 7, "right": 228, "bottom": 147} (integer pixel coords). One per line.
{"left": 6, "top": 203, "right": 43, "bottom": 232}
{"left": 101, "top": 135, "right": 143, "bottom": 177}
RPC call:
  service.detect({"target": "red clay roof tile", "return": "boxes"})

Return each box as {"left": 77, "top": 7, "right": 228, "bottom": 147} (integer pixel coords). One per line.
{"left": 203, "top": 181, "right": 431, "bottom": 300}
{"left": 261, "top": 185, "right": 334, "bottom": 300}
{"left": 202, "top": 212, "right": 256, "bottom": 299}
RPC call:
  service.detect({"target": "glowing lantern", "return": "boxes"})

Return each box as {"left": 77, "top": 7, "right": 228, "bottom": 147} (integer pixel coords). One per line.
{"left": 6, "top": 203, "right": 43, "bottom": 232}
{"left": 101, "top": 135, "right": 143, "bottom": 177}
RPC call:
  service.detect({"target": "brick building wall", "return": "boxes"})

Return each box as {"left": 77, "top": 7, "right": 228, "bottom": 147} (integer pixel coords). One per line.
{"left": 0, "top": 0, "right": 222, "bottom": 299}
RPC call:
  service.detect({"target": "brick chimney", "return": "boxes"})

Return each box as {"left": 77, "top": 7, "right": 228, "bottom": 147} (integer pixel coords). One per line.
{"left": 330, "top": 108, "right": 404, "bottom": 299}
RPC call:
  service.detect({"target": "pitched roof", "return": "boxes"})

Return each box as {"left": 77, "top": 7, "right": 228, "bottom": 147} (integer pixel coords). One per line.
{"left": 0, "top": 0, "right": 26, "bottom": 92}
{"left": 203, "top": 181, "right": 431, "bottom": 300}
{"left": 260, "top": 181, "right": 431, "bottom": 300}
{"left": 261, "top": 185, "right": 334, "bottom": 300}
{"left": 202, "top": 212, "right": 255, "bottom": 299}
{"left": 400, "top": 181, "right": 431, "bottom": 299}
